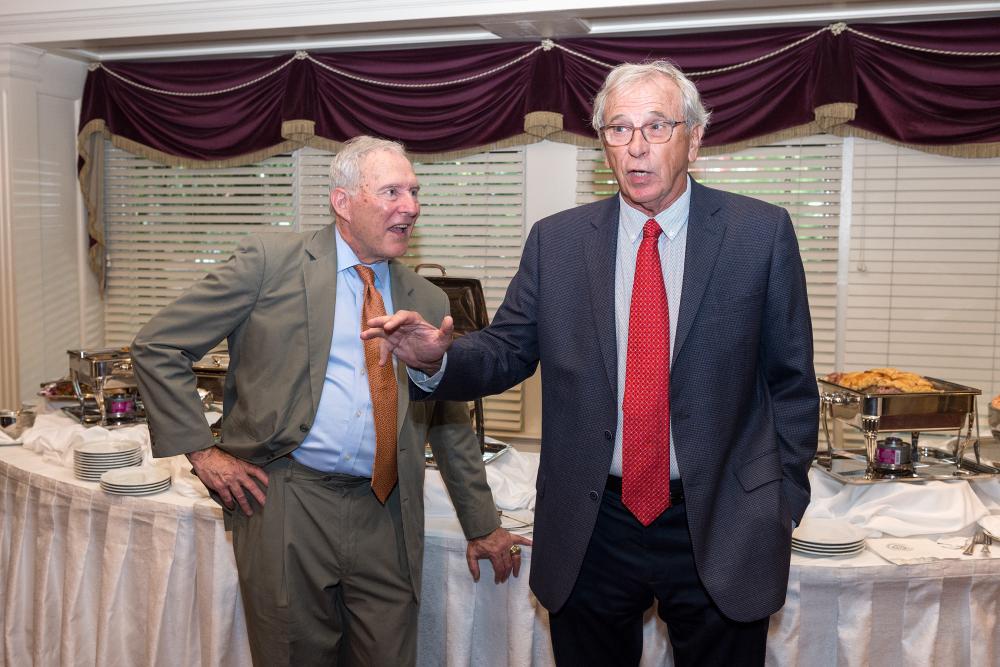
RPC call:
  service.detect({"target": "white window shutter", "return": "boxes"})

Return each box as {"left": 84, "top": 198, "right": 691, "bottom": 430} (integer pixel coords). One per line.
{"left": 848, "top": 138, "right": 1000, "bottom": 427}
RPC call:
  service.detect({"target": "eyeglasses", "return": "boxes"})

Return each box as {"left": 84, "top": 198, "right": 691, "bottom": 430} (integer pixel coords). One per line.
{"left": 600, "top": 120, "right": 687, "bottom": 147}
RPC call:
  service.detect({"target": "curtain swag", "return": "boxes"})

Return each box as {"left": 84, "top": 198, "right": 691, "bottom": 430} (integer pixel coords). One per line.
{"left": 78, "top": 17, "right": 1000, "bottom": 288}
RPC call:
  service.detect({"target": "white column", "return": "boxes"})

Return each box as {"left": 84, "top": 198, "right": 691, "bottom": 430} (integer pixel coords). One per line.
{"left": 523, "top": 140, "right": 579, "bottom": 237}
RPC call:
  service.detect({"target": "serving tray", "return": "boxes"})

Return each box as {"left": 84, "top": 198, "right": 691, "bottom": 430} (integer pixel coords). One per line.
{"left": 425, "top": 440, "right": 510, "bottom": 469}
{"left": 814, "top": 445, "right": 1000, "bottom": 484}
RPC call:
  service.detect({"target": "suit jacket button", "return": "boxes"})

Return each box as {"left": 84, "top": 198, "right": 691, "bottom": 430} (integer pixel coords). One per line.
{"left": 604, "top": 430, "right": 613, "bottom": 440}
{"left": 589, "top": 491, "right": 599, "bottom": 501}
{"left": 299, "top": 424, "right": 310, "bottom": 433}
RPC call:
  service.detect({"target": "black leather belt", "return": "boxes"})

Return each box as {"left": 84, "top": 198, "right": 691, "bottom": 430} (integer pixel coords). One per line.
{"left": 605, "top": 475, "right": 684, "bottom": 505}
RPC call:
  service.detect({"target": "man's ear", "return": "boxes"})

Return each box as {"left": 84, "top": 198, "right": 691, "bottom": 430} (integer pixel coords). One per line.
{"left": 331, "top": 187, "right": 352, "bottom": 221}
{"left": 688, "top": 124, "right": 705, "bottom": 163}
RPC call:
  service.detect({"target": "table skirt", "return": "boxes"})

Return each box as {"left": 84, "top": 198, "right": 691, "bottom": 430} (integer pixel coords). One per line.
{"left": 4, "top": 448, "right": 1000, "bottom": 666}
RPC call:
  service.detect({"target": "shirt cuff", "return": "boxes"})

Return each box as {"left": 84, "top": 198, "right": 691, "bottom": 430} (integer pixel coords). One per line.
{"left": 406, "top": 354, "right": 448, "bottom": 392}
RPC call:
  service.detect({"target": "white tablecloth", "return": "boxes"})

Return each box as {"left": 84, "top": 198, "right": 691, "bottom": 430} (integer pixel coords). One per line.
{"left": 3, "top": 425, "right": 1000, "bottom": 666}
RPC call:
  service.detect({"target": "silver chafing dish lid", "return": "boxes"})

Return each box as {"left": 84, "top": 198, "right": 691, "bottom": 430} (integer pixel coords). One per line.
{"left": 67, "top": 347, "right": 131, "bottom": 361}
{"left": 193, "top": 353, "right": 230, "bottom": 374}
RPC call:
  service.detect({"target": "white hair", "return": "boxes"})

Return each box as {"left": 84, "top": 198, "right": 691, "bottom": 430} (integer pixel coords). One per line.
{"left": 591, "top": 60, "right": 711, "bottom": 134}
{"left": 329, "top": 135, "right": 408, "bottom": 194}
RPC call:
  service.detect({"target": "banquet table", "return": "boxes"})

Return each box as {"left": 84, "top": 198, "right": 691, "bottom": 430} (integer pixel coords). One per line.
{"left": 3, "top": 416, "right": 1000, "bottom": 666}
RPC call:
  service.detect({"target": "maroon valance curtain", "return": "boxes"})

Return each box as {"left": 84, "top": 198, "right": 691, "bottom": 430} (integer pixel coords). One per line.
{"left": 79, "top": 17, "right": 1000, "bottom": 164}
{"left": 77, "top": 17, "right": 1000, "bottom": 284}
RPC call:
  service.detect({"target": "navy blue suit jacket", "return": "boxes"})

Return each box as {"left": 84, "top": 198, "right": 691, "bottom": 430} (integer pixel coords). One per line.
{"left": 420, "top": 179, "right": 819, "bottom": 622}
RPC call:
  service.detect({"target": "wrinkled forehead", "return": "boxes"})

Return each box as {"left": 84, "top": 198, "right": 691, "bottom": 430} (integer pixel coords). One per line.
{"left": 359, "top": 149, "right": 419, "bottom": 188}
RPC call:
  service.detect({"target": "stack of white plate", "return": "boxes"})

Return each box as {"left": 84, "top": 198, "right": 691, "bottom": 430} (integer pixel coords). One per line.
{"left": 73, "top": 440, "right": 143, "bottom": 481}
{"left": 100, "top": 467, "right": 172, "bottom": 496}
{"left": 792, "top": 518, "right": 867, "bottom": 556}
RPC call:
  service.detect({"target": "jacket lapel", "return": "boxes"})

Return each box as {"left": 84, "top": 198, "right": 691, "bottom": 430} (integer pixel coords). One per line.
{"left": 583, "top": 197, "right": 621, "bottom": 394}
{"left": 673, "top": 180, "right": 725, "bottom": 361}
{"left": 303, "top": 224, "right": 339, "bottom": 415}
{"left": 389, "top": 260, "right": 415, "bottom": 435}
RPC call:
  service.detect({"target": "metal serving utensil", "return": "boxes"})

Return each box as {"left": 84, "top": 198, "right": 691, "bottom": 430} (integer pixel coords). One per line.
{"left": 963, "top": 532, "right": 983, "bottom": 556}
{"left": 982, "top": 533, "right": 992, "bottom": 556}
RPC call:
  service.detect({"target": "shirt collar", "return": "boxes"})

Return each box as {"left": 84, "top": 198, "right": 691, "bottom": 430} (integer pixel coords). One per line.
{"left": 335, "top": 226, "right": 391, "bottom": 289}
{"left": 619, "top": 174, "right": 692, "bottom": 245}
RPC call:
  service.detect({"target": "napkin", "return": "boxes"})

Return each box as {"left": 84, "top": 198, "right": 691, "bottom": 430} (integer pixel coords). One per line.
{"left": 805, "top": 468, "right": 989, "bottom": 537}
{"left": 866, "top": 537, "right": 966, "bottom": 564}
{"left": 981, "top": 514, "right": 1000, "bottom": 538}
{"left": 160, "top": 455, "right": 210, "bottom": 498}
{"left": 485, "top": 448, "right": 538, "bottom": 511}
{"left": 969, "top": 478, "right": 1000, "bottom": 512}
{"left": 0, "top": 428, "right": 17, "bottom": 445}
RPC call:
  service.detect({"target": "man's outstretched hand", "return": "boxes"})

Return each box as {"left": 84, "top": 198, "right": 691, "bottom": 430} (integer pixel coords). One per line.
{"left": 361, "top": 311, "right": 454, "bottom": 373}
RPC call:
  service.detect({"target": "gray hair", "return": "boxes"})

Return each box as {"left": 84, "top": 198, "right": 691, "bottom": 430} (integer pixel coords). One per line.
{"left": 591, "top": 60, "right": 711, "bottom": 134}
{"left": 329, "top": 135, "right": 408, "bottom": 194}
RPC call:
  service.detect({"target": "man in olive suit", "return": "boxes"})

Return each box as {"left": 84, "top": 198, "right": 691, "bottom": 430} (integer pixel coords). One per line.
{"left": 132, "top": 136, "right": 528, "bottom": 667}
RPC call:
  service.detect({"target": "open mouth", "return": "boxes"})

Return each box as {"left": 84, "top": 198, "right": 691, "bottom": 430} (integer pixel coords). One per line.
{"left": 388, "top": 223, "right": 411, "bottom": 235}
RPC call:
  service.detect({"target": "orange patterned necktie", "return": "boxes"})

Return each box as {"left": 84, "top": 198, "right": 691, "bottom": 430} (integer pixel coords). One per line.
{"left": 355, "top": 265, "right": 398, "bottom": 503}
{"left": 622, "top": 219, "right": 671, "bottom": 526}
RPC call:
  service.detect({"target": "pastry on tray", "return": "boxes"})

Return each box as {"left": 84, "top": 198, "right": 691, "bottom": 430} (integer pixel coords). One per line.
{"left": 824, "top": 368, "right": 937, "bottom": 394}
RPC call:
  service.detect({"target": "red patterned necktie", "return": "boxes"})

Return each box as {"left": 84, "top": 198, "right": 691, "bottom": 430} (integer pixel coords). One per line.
{"left": 355, "top": 265, "right": 398, "bottom": 503}
{"left": 622, "top": 219, "right": 671, "bottom": 526}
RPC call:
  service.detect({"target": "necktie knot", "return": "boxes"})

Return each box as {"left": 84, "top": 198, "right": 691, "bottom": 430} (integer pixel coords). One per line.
{"left": 643, "top": 219, "right": 661, "bottom": 240}
{"left": 355, "top": 264, "right": 376, "bottom": 287}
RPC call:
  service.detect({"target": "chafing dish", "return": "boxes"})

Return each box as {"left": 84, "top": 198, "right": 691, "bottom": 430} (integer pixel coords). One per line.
{"left": 416, "top": 264, "right": 491, "bottom": 454}
{"left": 66, "top": 348, "right": 142, "bottom": 427}
{"left": 815, "top": 376, "right": 997, "bottom": 483}
{"left": 193, "top": 353, "right": 228, "bottom": 407}
{"left": 193, "top": 353, "right": 228, "bottom": 443}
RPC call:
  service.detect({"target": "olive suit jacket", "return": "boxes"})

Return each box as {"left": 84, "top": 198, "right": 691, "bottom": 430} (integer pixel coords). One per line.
{"left": 131, "top": 223, "right": 499, "bottom": 598}
{"left": 420, "top": 180, "right": 819, "bottom": 622}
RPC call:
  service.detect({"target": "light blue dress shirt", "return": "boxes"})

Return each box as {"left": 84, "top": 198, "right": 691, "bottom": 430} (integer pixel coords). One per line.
{"left": 292, "top": 227, "right": 393, "bottom": 476}
{"left": 608, "top": 176, "right": 691, "bottom": 480}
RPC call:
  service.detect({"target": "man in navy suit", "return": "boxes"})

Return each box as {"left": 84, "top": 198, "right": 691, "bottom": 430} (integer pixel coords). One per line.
{"left": 364, "top": 61, "right": 819, "bottom": 666}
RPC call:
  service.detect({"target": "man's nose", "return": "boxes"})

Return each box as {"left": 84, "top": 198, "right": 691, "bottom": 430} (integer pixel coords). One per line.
{"left": 627, "top": 128, "right": 649, "bottom": 156}
{"left": 400, "top": 192, "right": 419, "bottom": 217}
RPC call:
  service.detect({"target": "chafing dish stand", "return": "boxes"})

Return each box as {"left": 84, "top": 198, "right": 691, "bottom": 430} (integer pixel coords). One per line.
{"left": 67, "top": 348, "right": 142, "bottom": 427}
{"left": 815, "top": 377, "right": 1000, "bottom": 483}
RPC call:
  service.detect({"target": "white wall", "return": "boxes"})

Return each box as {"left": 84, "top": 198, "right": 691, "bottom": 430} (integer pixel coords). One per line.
{"left": 0, "top": 46, "right": 97, "bottom": 408}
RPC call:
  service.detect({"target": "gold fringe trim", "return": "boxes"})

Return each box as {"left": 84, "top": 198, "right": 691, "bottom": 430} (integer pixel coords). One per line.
{"left": 547, "top": 131, "right": 601, "bottom": 149}
{"left": 699, "top": 123, "right": 836, "bottom": 156}
{"left": 282, "top": 119, "right": 316, "bottom": 143}
{"left": 303, "top": 133, "right": 545, "bottom": 162}
{"left": 77, "top": 119, "right": 107, "bottom": 292}
{"left": 830, "top": 125, "right": 1000, "bottom": 158}
{"left": 813, "top": 102, "right": 857, "bottom": 128}
{"left": 523, "top": 111, "right": 563, "bottom": 139}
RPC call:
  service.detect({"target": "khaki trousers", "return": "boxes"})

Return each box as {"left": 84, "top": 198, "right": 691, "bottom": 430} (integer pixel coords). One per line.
{"left": 230, "top": 457, "right": 417, "bottom": 667}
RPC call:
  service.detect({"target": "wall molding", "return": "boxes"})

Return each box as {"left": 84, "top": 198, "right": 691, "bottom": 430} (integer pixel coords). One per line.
{"left": 0, "top": 45, "right": 44, "bottom": 82}
{"left": 0, "top": 0, "right": 668, "bottom": 46}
